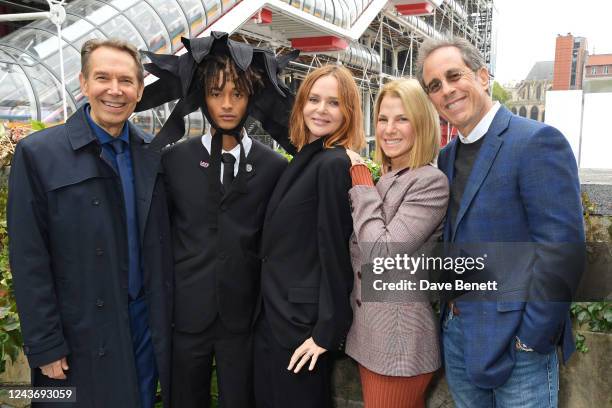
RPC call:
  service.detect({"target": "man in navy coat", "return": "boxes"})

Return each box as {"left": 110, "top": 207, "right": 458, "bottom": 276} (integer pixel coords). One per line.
{"left": 417, "top": 38, "right": 585, "bottom": 407}
{"left": 7, "top": 39, "right": 172, "bottom": 407}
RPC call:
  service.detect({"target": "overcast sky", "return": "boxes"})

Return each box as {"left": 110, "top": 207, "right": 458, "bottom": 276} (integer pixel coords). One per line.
{"left": 492, "top": 0, "right": 612, "bottom": 84}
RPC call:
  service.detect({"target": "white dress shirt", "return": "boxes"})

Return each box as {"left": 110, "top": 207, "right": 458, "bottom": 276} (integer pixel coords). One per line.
{"left": 458, "top": 101, "right": 501, "bottom": 144}
{"left": 201, "top": 128, "right": 252, "bottom": 182}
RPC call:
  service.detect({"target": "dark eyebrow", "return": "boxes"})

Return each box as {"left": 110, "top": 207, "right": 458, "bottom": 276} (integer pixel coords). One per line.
{"left": 309, "top": 93, "right": 338, "bottom": 100}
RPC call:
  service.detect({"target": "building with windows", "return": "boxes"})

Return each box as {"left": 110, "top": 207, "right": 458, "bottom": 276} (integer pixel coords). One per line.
{"left": 583, "top": 53, "right": 612, "bottom": 93}
{"left": 0, "top": 0, "right": 497, "bottom": 150}
{"left": 552, "top": 33, "right": 588, "bottom": 91}
{"left": 506, "top": 61, "right": 552, "bottom": 122}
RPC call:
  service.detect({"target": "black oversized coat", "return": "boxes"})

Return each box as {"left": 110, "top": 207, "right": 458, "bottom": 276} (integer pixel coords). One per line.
{"left": 7, "top": 107, "right": 173, "bottom": 408}
{"left": 259, "top": 138, "right": 354, "bottom": 351}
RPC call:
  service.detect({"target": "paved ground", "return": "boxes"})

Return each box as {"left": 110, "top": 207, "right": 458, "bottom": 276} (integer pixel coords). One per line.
{"left": 580, "top": 169, "right": 612, "bottom": 185}
{"left": 580, "top": 169, "right": 612, "bottom": 216}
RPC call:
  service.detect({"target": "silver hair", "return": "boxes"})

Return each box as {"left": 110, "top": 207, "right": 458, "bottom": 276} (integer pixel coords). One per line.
{"left": 416, "top": 37, "right": 486, "bottom": 88}
{"left": 81, "top": 38, "right": 144, "bottom": 84}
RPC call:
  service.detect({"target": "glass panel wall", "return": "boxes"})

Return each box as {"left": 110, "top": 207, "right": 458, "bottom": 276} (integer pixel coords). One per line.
{"left": 203, "top": 0, "right": 222, "bottom": 26}
{"left": 279, "top": 0, "right": 359, "bottom": 28}
{"left": 31, "top": 14, "right": 95, "bottom": 44}
{"left": 131, "top": 110, "right": 154, "bottom": 134}
{"left": 312, "top": 0, "right": 323, "bottom": 18}
{"left": 0, "top": 0, "right": 244, "bottom": 129}
{"left": 43, "top": 45, "right": 82, "bottom": 94}
{"left": 286, "top": 0, "right": 304, "bottom": 11}
{"left": 70, "top": 0, "right": 117, "bottom": 26}
{"left": 101, "top": 15, "right": 146, "bottom": 49}
{"left": 152, "top": 103, "right": 172, "bottom": 134}
{"left": 70, "top": 29, "right": 105, "bottom": 55}
{"left": 302, "top": 0, "right": 314, "bottom": 14}
{"left": 0, "top": 49, "right": 36, "bottom": 123}
{"left": 3, "top": 28, "right": 69, "bottom": 61}
{"left": 186, "top": 109, "right": 204, "bottom": 137}
{"left": 2, "top": 47, "right": 75, "bottom": 125}
{"left": 107, "top": 0, "right": 140, "bottom": 12}
{"left": 123, "top": 2, "right": 170, "bottom": 53}
{"left": 146, "top": 0, "right": 188, "bottom": 52}
{"left": 176, "top": 0, "right": 205, "bottom": 37}
{"left": 221, "top": 0, "right": 239, "bottom": 12}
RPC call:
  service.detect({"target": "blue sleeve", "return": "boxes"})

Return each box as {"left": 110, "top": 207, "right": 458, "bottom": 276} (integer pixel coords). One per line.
{"left": 515, "top": 125, "right": 585, "bottom": 352}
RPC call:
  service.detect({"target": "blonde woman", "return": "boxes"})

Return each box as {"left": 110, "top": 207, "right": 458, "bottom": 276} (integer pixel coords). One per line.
{"left": 345, "top": 78, "right": 449, "bottom": 407}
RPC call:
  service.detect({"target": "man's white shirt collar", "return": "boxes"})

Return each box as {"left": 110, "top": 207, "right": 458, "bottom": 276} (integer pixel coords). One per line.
{"left": 458, "top": 101, "right": 501, "bottom": 144}
{"left": 201, "top": 128, "right": 252, "bottom": 178}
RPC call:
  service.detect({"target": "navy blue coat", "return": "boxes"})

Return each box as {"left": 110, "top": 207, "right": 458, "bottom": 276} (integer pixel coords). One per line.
{"left": 7, "top": 107, "right": 173, "bottom": 407}
{"left": 438, "top": 106, "right": 585, "bottom": 389}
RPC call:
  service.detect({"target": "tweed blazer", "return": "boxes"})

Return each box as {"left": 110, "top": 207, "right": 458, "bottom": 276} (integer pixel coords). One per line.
{"left": 345, "top": 164, "right": 449, "bottom": 377}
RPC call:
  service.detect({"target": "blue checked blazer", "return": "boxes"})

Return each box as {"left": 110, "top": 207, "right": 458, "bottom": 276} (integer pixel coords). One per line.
{"left": 437, "top": 106, "right": 585, "bottom": 389}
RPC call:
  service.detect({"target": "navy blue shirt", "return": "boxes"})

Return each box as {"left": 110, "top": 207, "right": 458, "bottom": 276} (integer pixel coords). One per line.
{"left": 85, "top": 105, "right": 142, "bottom": 299}
{"left": 85, "top": 105, "right": 131, "bottom": 171}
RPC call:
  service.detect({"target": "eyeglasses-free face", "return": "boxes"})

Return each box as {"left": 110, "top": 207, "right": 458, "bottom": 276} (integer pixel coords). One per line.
{"left": 303, "top": 75, "right": 344, "bottom": 142}
{"left": 79, "top": 46, "right": 143, "bottom": 137}
{"left": 422, "top": 46, "right": 492, "bottom": 136}
{"left": 205, "top": 77, "right": 249, "bottom": 131}
{"left": 376, "top": 95, "right": 415, "bottom": 171}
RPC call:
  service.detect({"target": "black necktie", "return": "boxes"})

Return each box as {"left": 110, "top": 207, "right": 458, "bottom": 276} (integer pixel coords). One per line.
{"left": 110, "top": 139, "right": 142, "bottom": 299}
{"left": 221, "top": 153, "right": 236, "bottom": 190}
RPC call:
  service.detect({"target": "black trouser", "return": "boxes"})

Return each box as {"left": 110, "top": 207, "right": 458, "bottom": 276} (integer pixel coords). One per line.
{"left": 253, "top": 315, "right": 332, "bottom": 408}
{"left": 171, "top": 317, "right": 254, "bottom": 408}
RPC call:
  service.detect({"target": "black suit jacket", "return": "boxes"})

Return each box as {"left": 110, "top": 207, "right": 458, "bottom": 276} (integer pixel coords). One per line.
{"left": 260, "top": 138, "right": 354, "bottom": 351}
{"left": 7, "top": 106, "right": 173, "bottom": 408}
{"left": 162, "top": 135, "right": 287, "bottom": 333}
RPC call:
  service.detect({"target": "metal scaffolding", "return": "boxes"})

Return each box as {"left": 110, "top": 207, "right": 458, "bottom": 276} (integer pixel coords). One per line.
{"left": 0, "top": 0, "right": 496, "bottom": 147}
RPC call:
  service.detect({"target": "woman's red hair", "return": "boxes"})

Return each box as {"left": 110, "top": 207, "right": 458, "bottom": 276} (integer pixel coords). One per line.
{"left": 289, "top": 65, "right": 365, "bottom": 151}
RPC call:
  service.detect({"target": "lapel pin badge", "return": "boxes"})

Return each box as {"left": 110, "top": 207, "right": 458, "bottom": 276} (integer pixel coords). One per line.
{"left": 246, "top": 164, "right": 253, "bottom": 173}
{"left": 200, "top": 161, "right": 209, "bottom": 168}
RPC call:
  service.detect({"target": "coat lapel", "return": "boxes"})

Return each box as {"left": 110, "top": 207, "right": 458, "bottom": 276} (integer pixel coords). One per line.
{"left": 66, "top": 106, "right": 97, "bottom": 151}
{"left": 445, "top": 138, "right": 458, "bottom": 184}
{"left": 265, "top": 137, "right": 324, "bottom": 222}
{"left": 376, "top": 171, "right": 396, "bottom": 198}
{"left": 191, "top": 137, "right": 212, "bottom": 178}
{"left": 451, "top": 107, "right": 511, "bottom": 241}
{"left": 376, "top": 167, "right": 406, "bottom": 203}
{"left": 129, "top": 123, "right": 161, "bottom": 244}
{"left": 442, "top": 139, "right": 458, "bottom": 241}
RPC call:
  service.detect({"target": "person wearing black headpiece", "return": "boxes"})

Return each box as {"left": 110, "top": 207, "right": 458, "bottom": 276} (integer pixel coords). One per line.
{"left": 135, "top": 32, "right": 298, "bottom": 408}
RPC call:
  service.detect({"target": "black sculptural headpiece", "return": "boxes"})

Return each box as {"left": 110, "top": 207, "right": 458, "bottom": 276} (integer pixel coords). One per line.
{"left": 135, "top": 31, "right": 298, "bottom": 228}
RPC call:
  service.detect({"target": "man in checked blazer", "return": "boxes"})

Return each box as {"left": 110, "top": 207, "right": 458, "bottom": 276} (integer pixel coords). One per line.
{"left": 417, "top": 38, "right": 585, "bottom": 407}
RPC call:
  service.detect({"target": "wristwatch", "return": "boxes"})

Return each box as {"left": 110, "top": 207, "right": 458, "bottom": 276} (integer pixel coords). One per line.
{"left": 515, "top": 336, "right": 534, "bottom": 352}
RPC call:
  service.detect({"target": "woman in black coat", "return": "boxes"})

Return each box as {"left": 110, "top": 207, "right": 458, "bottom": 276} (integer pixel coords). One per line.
{"left": 254, "top": 65, "right": 365, "bottom": 408}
